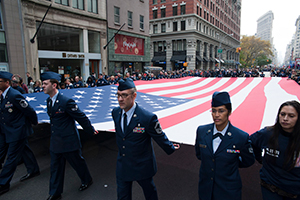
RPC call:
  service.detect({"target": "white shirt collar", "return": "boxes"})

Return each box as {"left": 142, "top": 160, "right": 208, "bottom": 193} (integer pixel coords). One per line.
{"left": 213, "top": 122, "right": 229, "bottom": 136}
{"left": 50, "top": 91, "right": 59, "bottom": 106}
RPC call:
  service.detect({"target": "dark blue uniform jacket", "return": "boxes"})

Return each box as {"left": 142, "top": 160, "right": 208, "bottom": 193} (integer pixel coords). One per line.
{"left": 195, "top": 123, "right": 255, "bottom": 200}
{"left": 0, "top": 87, "right": 37, "bottom": 143}
{"left": 112, "top": 104, "right": 175, "bottom": 182}
{"left": 47, "top": 93, "right": 94, "bottom": 153}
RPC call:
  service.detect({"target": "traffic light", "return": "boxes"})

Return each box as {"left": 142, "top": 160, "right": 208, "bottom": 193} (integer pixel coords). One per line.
{"left": 236, "top": 47, "right": 241, "bottom": 53}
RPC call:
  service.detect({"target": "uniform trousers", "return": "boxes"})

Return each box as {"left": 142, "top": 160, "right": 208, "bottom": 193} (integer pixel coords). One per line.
{"left": 0, "top": 138, "right": 26, "bottom": 185}
{"left": 49, "top": 149, "right": 92, "bottom": 195}
{"left": 117, "top": 177, "right": 158, "bottom": 200}
{"left": 261, "top": 186, "right": 300, "bottom": 200}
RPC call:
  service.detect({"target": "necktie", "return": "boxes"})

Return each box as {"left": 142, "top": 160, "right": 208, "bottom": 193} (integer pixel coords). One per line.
{"left": 49, "top": 99, "right": 53, "bottom": 111}
{"left": 212, "top": 132, "right": 223, "bottom": 140}
{"left": 123, "top": 113, "right": 127, "bottom": 134}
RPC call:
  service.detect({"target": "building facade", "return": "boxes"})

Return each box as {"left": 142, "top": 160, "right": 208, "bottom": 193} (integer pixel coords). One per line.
{"left": 294, "top": 16, "right": 300, "bottom": 64}
{"left": 256, "top": 10, "right": 278, "bottom": 66}
{"left": 106, "top": 0, "right": 150, "bottom": 76}
{"left": 0, "top": 0, "right": 27, "bottom": 75}
{"left": 149, "top": 0, "right": 241, "bottom": 71}
{"left": 284, "top": 16, "right": 300, "bottom": 67}
{"left": 1, "top": 0, "right": 107, "bottom": 83}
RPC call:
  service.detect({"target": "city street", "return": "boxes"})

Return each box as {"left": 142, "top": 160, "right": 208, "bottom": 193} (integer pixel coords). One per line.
{"left": 1, "top": 124, "right": 263, "bottom": 200}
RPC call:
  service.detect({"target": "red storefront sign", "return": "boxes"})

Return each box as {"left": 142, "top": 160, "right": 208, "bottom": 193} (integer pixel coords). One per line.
{"left": 114, "top": 34, "right": 144, "bottom": 55}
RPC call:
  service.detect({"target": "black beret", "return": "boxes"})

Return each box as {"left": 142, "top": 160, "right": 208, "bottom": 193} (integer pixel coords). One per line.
{"left": 212, "top": 91, "right": 231, "bottom": 107}
{"left": 0, "top": 71, "right": 13, "bottom": 80}
{"left": 41, "top": 71, "right": 61, "bottom": 81}
{"left": 118, "top": 78, "right": 135, "bottom": 91}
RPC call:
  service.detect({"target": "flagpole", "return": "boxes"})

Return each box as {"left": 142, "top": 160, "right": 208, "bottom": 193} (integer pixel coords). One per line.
{"left": 30, "top": 4, "right": 52, "bottom": 43}
{"left": 103, "top": 22, "right": 126, "bottom": 50}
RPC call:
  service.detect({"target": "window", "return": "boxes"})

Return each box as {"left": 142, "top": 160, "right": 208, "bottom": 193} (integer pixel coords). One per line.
{"left": 161, "top": 23, "right": 166, "bottom": 33}
{"left": 173, "top": 21, "right": 177, "bottom": 31}
{"left": 153, "top": 24, "right": 158, "bottom": 34}
{"left": 72, "top": 0, "right": 84, "bottom": 10}
{"left": 200, "top": 8, "right": 202, "bottom": 17}
{"left": 161, "top": 0, "right": 166, "bottom": 2}
{"left": 180, "top": 5, "right": 185, "bottom": 15}
{"left": 88, "top": 0, "right": 98, "bottom": 13}
{"left": 153, "top": 0, "right": 157, "bottom": 4}
{"left": 154, "top": 41, "right": 166, "bottom": 52}
{"left": 128, "top": 11, "right": 133, "bottom": 27}
{"left": 140, "top": 15, "right": 144, "bottom": 30}
{"left": 37, "top": 22, "right": 82, "bottom": 52}
{"left": 0, "top": 32, "right": 7, "bottom": 62}
{"left": 153, "top": 10, "right": 157, "bottom": 19}
{"left": 181, "top": 21, "right": 185, "bottom": 31}
{"left": 197, "top": 6, "right": 199, "bottom": 15}
{"left": 114, "top": 7, "right": 120, "bottom": 24}
{"left": 173, "top": 6, "right": 177, "bottom": 16}
{"left": 161, "top": 8, "right": 166, "bottom": 18}
{"left": 55, "top": 0, "right": 68, "bottom": 5}
{"left": 172, "top": 39, "right": 186, "bottom": 51}
{"left": 88, "top": 30, "right": 100, "bottom": 53}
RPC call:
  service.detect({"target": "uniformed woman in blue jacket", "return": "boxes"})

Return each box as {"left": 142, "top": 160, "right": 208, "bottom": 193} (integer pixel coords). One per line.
{"left": 250, "top": 100, "right": 300, "bottom": 200}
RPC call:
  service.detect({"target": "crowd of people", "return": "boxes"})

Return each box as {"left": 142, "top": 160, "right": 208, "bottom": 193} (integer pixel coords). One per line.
{"left": 17, "top": 67, "right": 300, "bottom": 95}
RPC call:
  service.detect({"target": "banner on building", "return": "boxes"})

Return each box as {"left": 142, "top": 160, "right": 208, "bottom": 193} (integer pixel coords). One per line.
{"left": 114, "top": 34, "right": 144, "bottom": 55}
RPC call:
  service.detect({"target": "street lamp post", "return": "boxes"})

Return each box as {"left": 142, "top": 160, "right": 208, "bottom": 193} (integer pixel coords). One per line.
{"left": 217, "top": 33, "right": 233, "bottom": 68}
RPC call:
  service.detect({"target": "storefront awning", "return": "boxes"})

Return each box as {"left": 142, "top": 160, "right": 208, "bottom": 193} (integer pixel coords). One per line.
{"left": 215, "top": 58, "right": 220, "bottom": 63}
{"left": 202, "top": 57, "right": 209, "bottom": 62}
{"left": 151, "top": 56, "right": 166, "bottom": 62}
{"left": 210, "top": 58, "right": 215, "bottom": 62}
{"left": 170, "top": 55, "right": 186, "bottom": 62}
{"left": 196, "top": 55, "right": 202, "bottom": 62}
{"left": 220, "top": 59, "right": 224, "bottom": 63}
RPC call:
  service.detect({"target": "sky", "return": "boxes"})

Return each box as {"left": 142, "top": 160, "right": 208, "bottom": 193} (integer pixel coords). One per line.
{"left": 240, "top": 0, "right": 300, "bottom": 64}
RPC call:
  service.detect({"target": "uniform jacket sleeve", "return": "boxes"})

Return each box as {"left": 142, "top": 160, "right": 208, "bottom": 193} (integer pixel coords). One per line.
{"left": 249, "top": 127, "right": 270, "bottom": 164}
{"left": 238, "top": 133, "right": 255, "bottom": 168}
{"left": 65, "top": 98, "right": 95, "bottom": 135}
{"left": 146, "top": 113, "right": 175, "bottom": 155}
{"left": 14, "top": 90, "right": 38, "bottom": 125}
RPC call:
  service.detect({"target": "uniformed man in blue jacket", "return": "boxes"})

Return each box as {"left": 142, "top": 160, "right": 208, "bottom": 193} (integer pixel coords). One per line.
{"left": 0, "top": 71, "right": 39, "bottom": 195}
{"left": 112, "top": 78, "right": 180, "bottom": 200}
{"left": 195, "top": 91, "right": 255, "bottom": 200}
{"left": 41, "top": 71, "right": 98, "bottom": 200}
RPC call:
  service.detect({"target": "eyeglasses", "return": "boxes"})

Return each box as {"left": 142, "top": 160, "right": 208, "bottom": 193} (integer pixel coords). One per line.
{"left": 115, "top": 93, "right": 133, "bottom": 99}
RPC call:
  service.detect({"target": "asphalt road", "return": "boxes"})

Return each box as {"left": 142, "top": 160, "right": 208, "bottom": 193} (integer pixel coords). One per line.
{"left": 1, "top": 124, "right": 263, "bottom": 200}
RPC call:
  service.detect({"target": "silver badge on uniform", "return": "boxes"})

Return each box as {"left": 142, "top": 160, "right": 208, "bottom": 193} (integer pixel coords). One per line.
{"left": 8, "top": 108, "right": 13, "bottom": 113}
{"left": 154, "top": 121, "right": 162, "bottom": 134}
{"left": 71, "top": 105, "right": 78, "bottom": 111}
{"left": 19, "top": 99, "right": 28, "bottom": 108}
{"left": 249, "top": 147, "right": 253, "bottom": 153}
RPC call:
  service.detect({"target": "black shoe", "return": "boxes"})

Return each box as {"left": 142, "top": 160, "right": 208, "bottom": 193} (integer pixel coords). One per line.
{"left": 46, "top": 194, "right": 62, "bottom": 200}
{"left": 0, "top": 184, "right": 10, "bottom": 195}
{"left": 78, "top": 179, "right": 93, "bottom": 191}
{"left": 20, "top": 171, "right": 40, "bottom": 182}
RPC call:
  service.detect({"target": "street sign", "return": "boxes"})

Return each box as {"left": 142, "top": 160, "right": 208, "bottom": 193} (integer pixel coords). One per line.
{"left": 218, "top": 49, "right": 223, "bottom": 53}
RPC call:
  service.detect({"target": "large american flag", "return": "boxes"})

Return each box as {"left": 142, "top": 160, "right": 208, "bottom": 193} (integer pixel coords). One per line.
{"left": 24, "top": 77, "right": 300, "bottom": 145}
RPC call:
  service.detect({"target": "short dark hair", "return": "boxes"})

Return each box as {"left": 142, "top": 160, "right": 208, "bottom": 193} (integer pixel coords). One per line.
{"left": 49, "top": 79, "right": 59, "bottom": 89}
{"left": 224, "top": 103, "right": 232, "bottom": 113}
